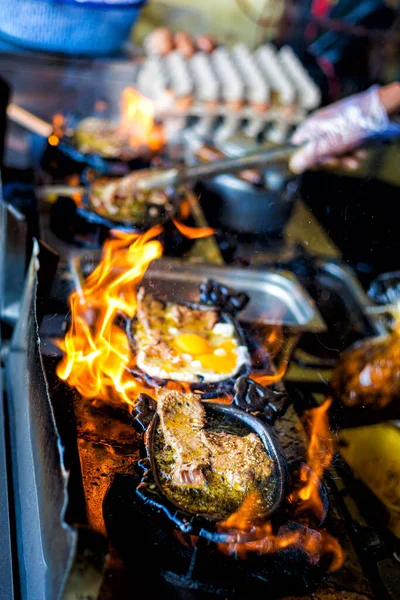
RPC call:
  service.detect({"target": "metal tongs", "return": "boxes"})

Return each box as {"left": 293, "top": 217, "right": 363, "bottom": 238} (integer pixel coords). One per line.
{"left": 135, "top": 143, "right": 299, "bottom": 192}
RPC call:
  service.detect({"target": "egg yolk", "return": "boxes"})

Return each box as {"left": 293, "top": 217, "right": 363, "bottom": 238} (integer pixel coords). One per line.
{"left": 174, "top": 333, "right": 212, "bottom": 355}
{"left": 220, "top": 340, "right": 237, "bottom": 351}
{"left": 197, "top": 351, "right": 237, "bottom": 374}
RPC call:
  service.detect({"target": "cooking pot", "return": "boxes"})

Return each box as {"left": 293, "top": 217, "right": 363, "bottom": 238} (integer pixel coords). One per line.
{"left": 186, "top": 135, "right": 298, "bottom": 237}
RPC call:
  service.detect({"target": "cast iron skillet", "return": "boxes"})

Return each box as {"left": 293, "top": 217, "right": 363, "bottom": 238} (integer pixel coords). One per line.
{"left": 76, "top": 178, "right": 180, "bottom": 233}
{"left": 126, "top": 281, "right": 252, "bottom": 398}
{"left": 133, "top": 379, "right": 290, "bottom": 543}
{"left": 40, "top": 121, "right": 154, "bottom": 178}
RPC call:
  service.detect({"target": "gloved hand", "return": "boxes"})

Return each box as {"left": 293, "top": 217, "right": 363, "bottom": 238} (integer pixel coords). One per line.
{"left": 289, "top": 85, "right": 391, "bottom": 174}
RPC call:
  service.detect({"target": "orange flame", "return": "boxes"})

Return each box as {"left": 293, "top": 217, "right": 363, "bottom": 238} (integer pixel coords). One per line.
{"left": 120, "top": 87, "right": 164, "bottom": 151}
{"left": 251, "top": 363, "right": 287, "bottom": 386}
{"left": 57, "top": 213, "right": 344, "bottom": 571}
{"left": 66, "top": 174, "right": 83, "bottom": 206}
{"left": 217, "top": 491, "right": 344, "bottom": 571}
{"left": 290, "top": 399, "right": 334, "bottom": 521}
{"left": 57, "top": 226, "right": 163, "bottom": 406}
{"left": 172, "top": 219, "right": 215, "bottom": 239}
{"left": 250, "top": 324, "right": 295, "bottom": 386}
{"left": 57, "top": 215, "right": 218, "bottom": 406}
{"left": 217, "top": 399, "right": 344, "bottom": 571}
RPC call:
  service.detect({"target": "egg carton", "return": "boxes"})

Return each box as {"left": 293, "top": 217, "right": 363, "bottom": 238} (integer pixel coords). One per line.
{"left": 137, "top": 43, "right": 321, "bottom": 143}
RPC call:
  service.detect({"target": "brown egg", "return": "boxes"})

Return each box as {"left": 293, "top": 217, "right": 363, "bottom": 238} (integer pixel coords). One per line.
{"left": 174, "top": 31, "right": 196, "bottom": 59}
{"left": 250, "top": 102, "right": 270, "bottom": 113}
{"left": 145, "top": 27, "right": 174, "bottom": 56}
{"left": 202, "top": 100, "right": 218, "bottom": 111}
{"left": 225, "top": 99, "right": 244, "bottom": 111}
{"left": 196, "top": 34, "right": 217, "bottom": 54}
{"left": 176, "top": 95, "right": 194, "bottom": 109}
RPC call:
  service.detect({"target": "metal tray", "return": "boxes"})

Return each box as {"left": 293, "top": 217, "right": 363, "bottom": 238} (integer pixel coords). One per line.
{"left": 70, "top": 254, "right": 325, "bottom": 332}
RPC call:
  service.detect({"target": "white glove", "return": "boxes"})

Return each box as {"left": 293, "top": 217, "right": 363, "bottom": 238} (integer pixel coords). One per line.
{"left": 289, "top": 86, "right": 390, "bottom": 174}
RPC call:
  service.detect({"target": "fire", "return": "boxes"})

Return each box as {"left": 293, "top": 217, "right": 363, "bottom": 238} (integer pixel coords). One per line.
{"left": 57, "top": 215, "right": 217, "bottom": 406}
{"left": 217, "top": 399, "right": 344, "bottom": 571}
{"left": 66, "top": 174, "right": 83, "bottom": 206}
{"left": 49, "top": 113, "right": 65, "bottom": 145}
{"left": 57, "top": 226, "right": 163, "bottom": 406}
{"left": 250, "top": 324, "right": 295, "bottom": 386}
{"left": 218, "top": 491, "right": 343, "bottom": 571}
{"left": 289, "top": 399, "right": 334, "bottom": 521}
{"left": 56, "top": 206, "right": 343, "bottom": 572}
{"left": 251, "top": 363, "right": 287, "bottom": 386}
{"left": 120, "top": 87, "right": 164, "bottom": 151}
{"left": 172, "top": 219, "right": 215, "bottom": 239}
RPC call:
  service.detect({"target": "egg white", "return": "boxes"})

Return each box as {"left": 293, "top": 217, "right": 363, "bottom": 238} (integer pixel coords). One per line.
{"left": 137, "top": 344, "right": 249, "bottom": 383}
{"left": 136, "top": 321, "right": 250, "bottom": 383}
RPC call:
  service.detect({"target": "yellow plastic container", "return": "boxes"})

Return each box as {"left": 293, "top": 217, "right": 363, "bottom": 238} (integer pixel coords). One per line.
{"left": 339, "top": 423, "right": 400, "bottom": 538}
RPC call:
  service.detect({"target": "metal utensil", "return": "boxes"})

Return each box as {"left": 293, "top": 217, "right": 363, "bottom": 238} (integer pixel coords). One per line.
{"left": 136, "top": 143, "right": 299, "bottom": 191}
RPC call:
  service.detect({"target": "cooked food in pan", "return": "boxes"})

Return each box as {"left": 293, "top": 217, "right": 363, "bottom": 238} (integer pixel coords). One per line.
{"left": 154, "top": 390, "right": 274, "bottom": 518}
{"left": 89, "top": 174, "right": 170, "bottom": 223}
{"left": 75, "top": 117, "right": 141, "bottom": 160}
{"left": 132, "top": 289, "right": 250, "bottom": 383}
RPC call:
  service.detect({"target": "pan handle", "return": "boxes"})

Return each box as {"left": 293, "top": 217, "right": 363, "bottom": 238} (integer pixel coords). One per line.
{"left": 233, "top": 376, "right": 291, "bottom": 426}
{"left": 132, "top": 393, "right": 157, "bottom": 432}
{"left": 199, "top": 279, "right": 249, "bottom": 317}
{"left": 7, "top": 103, "right": 53, "bottom": 137}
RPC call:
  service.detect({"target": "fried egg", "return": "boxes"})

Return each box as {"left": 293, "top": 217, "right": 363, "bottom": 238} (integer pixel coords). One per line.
{"left": 134, "top": 299, "right": 250, "bottom": 383}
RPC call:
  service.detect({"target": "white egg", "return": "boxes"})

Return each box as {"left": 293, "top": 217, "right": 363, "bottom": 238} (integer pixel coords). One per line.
{"left": 214, "top": 348, "right": 227, "bottom": 356}
{"left": 191, "top": 360, "right": 202, "bottom": 370}
{"left": 212, "top": 323, "right": 234, "bottom": 337}
{"left": 136, "top": 314, "right": 250, "bottom": 383}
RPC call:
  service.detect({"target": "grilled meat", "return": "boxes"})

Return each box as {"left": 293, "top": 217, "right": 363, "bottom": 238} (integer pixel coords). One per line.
{"left": 205, "top": 431, "right": 274, "bottom": 492}
{"left": 156, "top": 391, "right": 273, "bottom": 493}
{"left": 156, "top": 390, "right": 211, "bottom": 487}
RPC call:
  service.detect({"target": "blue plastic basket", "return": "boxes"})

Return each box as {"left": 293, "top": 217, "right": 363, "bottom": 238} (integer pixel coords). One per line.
{"left": 0, "top": 0, "right": 147, "bottom": 56}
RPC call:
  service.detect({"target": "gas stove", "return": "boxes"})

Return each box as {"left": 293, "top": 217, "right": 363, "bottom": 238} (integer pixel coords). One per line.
{"left": 1, "top": 55, "right": 399, "bottom": 600}
{"left": 2, "top": 153, "right": 399, "bottom": 600}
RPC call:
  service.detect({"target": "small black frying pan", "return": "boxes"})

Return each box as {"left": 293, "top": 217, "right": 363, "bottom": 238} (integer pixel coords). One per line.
{"left": 132, "top": 377, "right": 290, "bottom": 543}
